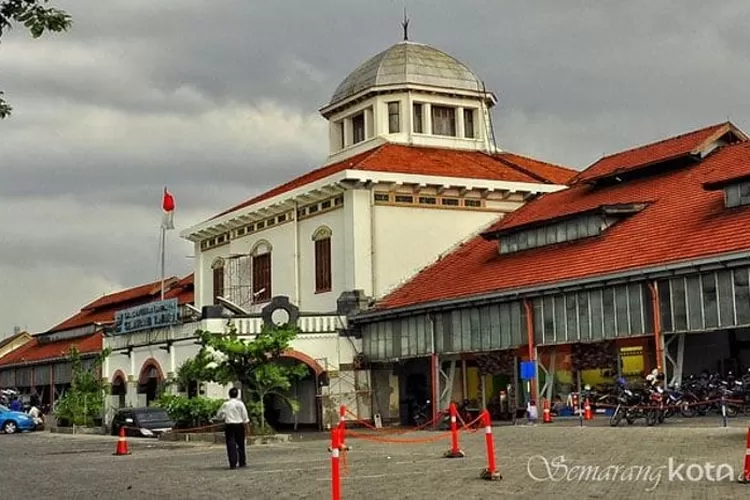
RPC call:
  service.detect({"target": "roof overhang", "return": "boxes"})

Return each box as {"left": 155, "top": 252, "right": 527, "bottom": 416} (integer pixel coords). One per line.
{"left": 180, "top": 174, "right": 352, "bottom": 242}
{"left": 350, "top": 249, "right": 750, "bottom": 323}
{"left": 319, "top": 83, "right": 497, "bottom": 118}
{"left": 580, "top": 122, "right": 748, "bottom": 186}
{"left": 181, "top": 169, "right": 565, "bottom": 243}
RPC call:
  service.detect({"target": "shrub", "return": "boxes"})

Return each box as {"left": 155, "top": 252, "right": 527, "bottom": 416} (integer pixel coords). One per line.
{"left": 155, "top": 394, "right": 223, "bottom": 430}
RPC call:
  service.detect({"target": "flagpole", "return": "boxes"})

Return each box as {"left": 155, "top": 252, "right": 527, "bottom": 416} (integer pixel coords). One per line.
{"left": 160, "top": 185, "right": 167, "bottom": 302}
{"left": 160, "top": 223, "right": 166, "bottom": 302}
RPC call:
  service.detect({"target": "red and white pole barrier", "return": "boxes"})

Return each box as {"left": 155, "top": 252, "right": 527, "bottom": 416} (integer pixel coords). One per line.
{"left": 444, "top": 402, "right": 465, "bottom": 458}
{"left": 739, "top": 426, "right": 750, "bottom": 484}
{"left": 479, "top": 409, "right": 502, "bottom": 481}
{"left": 331, "top": 427, "right": 342, "bottom": 500}
{"left": 338, "top": 405, "right": 346, "bottom": 448}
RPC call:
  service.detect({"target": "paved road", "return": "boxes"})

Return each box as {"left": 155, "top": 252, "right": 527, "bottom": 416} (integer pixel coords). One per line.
{"left": 2, "top": 422, "right": 750, "bottom": 499}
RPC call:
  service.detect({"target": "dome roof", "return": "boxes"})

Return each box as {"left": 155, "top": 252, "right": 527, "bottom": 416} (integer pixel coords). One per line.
{"left": 329, "top": 41, "right": 484, "bottom": 106}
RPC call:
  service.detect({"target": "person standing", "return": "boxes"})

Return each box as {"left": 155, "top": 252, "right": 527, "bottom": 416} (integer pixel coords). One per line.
{"left": 215, "top": 387, "right": 250, "bottom": 470}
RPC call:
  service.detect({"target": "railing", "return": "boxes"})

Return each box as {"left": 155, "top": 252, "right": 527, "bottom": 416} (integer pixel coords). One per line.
{"left": 105, "top": 322, "right": 200, "bottom": 350}
{"left": 226, "top": 315, "right": 346, "bottom": 335}
{"left": 105, "top": 314, "right": 348, "bottom": 350}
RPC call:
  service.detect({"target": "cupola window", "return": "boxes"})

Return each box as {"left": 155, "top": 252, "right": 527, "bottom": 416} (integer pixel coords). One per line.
{"left": 352, "top": 113, "right": 366, "bottom": 144}
{"left": 464, "top": 109, "right": 476, "bottom": 139}
{"left": 432, "top": 106, "right": 456, "bottom": 136}
{"left": 388, "top": 102, "right": 400, "bottom": 133}
{"left": 413, "top": 103, "right": 423, "bottom": 133}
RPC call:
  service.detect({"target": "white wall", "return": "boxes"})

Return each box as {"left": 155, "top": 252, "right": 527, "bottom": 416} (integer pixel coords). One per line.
{"left": 226, "top": 220, "right": 295, "bottom": 310}
{"left": 298, "top": 208, "right": 346, "bottom": 312}
{"left": 372, "top": 204, "right": 502, "bottom": 298}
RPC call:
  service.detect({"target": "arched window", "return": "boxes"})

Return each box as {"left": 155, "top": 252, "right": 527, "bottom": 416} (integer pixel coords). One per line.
{"left": 251, "top": 241, "right": 272, "bottom": 303}
{"left": 212, "top": 258, "right": 225, "bottom": 304}
{"left": 312, "top": 227, "right": 332, "bottom": 293}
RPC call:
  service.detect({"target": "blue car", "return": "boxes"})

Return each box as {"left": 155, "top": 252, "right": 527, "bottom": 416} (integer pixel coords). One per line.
{"left": 0, "top": 404, "right": 36, "bottom": 434}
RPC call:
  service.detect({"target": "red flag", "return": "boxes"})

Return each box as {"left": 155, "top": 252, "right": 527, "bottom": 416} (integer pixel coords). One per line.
{"left": 161, "top": 188, "right": 175, "bottom": 230}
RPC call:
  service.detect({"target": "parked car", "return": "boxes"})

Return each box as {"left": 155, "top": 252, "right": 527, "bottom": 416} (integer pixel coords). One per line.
{"left": 110, "top": 407, "right": 174, "bottom": 438}
{"left": 0, "top": 404, "right": 37, "bottom": 434}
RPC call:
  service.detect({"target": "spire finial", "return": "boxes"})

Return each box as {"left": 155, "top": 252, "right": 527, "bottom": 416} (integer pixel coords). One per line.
{"left": 401, "top": 7, "right": 410, "bottom": 41}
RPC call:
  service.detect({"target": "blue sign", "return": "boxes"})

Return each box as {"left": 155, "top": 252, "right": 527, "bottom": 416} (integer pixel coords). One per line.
{"left": 114, "top": 298, "right": 179, "bottom": 335}
{"left": 520, "top": 361, "right": 536, "bottom": 380}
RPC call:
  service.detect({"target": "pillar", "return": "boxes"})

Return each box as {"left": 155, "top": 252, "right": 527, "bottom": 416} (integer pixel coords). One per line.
{"left": 343, "top": 189, "right": 373, "bottom": 296}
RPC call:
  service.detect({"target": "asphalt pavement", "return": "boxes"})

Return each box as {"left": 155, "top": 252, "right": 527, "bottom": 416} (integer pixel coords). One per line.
{"left": 2, "top": 417, "right": 750, "bottom": 499}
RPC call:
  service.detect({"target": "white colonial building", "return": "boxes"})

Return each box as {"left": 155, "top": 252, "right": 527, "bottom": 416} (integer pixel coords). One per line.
{"left": 104, "top": 36, "right": 574, "bottom": 429}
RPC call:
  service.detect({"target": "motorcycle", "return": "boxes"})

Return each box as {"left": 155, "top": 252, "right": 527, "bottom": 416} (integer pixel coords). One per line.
{"left": 646, "top": 386, "right": 665, "bottom": 426}
{"left": 410, "top": 399, "right": 431, "bottom": 427}
{"left": 610, "top": 385, "right": 651, "bottom": 426}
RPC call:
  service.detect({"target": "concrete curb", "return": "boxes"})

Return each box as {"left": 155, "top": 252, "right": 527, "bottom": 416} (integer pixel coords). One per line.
{"left": 158, "top": 432, "right": 290, "bottom": 445}
{"left": 49, "top": 426, "right": 106, "bottom": 435}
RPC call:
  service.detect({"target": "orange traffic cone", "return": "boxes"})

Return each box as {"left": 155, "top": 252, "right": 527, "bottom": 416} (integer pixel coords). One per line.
{"left": 584, "top": 399, "right": 593, "bottom": 421}
{"left": 542, "top": 399, "right": 552, "bottom": 424}
{"left": 113, "top": 426, "right": 131, "bottom": 456}
{"left": 739, "top": 427, "right": 750, "bottom": 483}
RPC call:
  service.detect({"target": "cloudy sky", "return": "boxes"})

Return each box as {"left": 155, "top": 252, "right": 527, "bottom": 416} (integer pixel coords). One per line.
{"left": 1, "top": 0, "right": 749, "bottom": 335}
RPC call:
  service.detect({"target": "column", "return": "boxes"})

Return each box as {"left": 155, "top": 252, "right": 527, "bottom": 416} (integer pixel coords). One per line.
{"left": 194, "top": 241, "right": 207, "bottom": 308}
{"left": 364, "top": 107, "right": 374, "bottom": 139}
{"left": 456, "top": 106, "right": 465, "bottom": 138}
{"left": 344, "top": 118, "right": 352, "bottom": 147}
{"left": 343, "top": 189, "right": 373, "bottom": 296}
{"left": 424, "top": 103, "right": 432, "bottom": 135}
{"left": 127, "top": 375, "right": 138, "bottom": 407}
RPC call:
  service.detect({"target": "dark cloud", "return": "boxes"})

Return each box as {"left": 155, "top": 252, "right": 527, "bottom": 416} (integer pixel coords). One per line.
{"left": 1, "top": 0, "right": 750, "bottom": 333}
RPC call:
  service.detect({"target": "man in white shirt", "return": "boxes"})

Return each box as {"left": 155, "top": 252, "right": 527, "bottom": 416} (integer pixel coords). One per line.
{"left": 215, "top": 387, "right": 250, "bottom": 470}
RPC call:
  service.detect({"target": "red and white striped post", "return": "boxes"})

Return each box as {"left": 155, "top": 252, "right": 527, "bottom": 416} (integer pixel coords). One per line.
{"left": 739, "top": 427, "right": 750, "bottom": 484}
{"left": 479, "top": 409, "right": 502, "bottom": 481}
{"left": 338, "top": 405, "right": 346, "bottom": 448}
{"left": 444, "top": 402, "right": 465, "bottom": 458}
{"left": 330, "top": 427, "right": 342, "bottom": 500}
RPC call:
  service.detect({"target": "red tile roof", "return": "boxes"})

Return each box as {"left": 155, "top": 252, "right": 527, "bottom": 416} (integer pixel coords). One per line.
{"left": 496, "top": 152, "right": 577, "bottom": 185}
{"left": 573, "top": 122, "right": 741, "bottom": 184}
{"left": 0, "top": 332, "right": 103, "bottom": 367}
{"left": 702, "top": 142, "right": 750, "bottom": 189}
{"left": 48, "top": 274, "right": 194, "bottom": 333}
{"left": 374, "top": 123, "right": 750, "bottom": 311}
{"left": 212, "top": 144, "right": 576, "bottom": 219}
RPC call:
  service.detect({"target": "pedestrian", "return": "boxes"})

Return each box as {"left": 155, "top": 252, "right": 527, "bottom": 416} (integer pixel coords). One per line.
{"left": 215, "top": 387, "right": 249, "bottom": 470}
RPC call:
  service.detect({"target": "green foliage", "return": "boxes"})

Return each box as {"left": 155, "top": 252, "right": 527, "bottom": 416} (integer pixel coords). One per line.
{"left": 0, "top": 1, "right": 73, "bottom": 118}
{"left": 196, "top": 323, "right": 307, "bottom": 431}
{"left": 53, "top": 346, "right": 111, "bottom": 427}
{"left": 154, "top": 394, "right": 223, "bottom": 430}
{"left": 175, "top": 347, "right": 215, "bottom": 393}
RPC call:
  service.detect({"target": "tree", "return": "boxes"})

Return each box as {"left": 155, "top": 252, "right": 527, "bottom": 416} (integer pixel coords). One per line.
{"left": 197, "top": 323, "right": 307, "bottom": 431}
{"left": 173, "top": 346, "right": 215, "bottom": 398}
{"left": 1, "top": 1, "right": 72, "bottom": 118}
{"left": 54, "top": 346, "right": 111, "bottom": 427}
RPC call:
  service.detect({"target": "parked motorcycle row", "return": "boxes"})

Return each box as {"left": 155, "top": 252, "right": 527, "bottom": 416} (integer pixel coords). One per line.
{"left": 600, "top": 371, "right": 750, "bottom": 427}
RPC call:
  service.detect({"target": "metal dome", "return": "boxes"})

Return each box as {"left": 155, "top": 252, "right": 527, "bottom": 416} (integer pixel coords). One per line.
{"left": 329, "top": 41, "right": 484, "bottom": 106}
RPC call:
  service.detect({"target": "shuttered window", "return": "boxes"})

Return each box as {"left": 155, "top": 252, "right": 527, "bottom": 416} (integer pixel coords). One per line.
{"left": 315, "top": 237, "right": 332, "bottom": 293}
{"left": 252, "top": 253, "right": 271, "bottom": 302}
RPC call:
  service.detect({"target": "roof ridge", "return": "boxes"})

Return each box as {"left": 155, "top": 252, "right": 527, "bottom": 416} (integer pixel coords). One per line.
{"left": 80, "top": 277, "right": 169, "bottom": 311}
{"left": 594, "top": 121, "right": 730, "bottom": 163}
{"left": 501, "top": 150, "right": 578, "bottom": 174}
{"left": 352, "top": 143, "right": 390, "bottom": 169}
{"left": 489, "top": 152, "right": 552, "bottom": 184}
